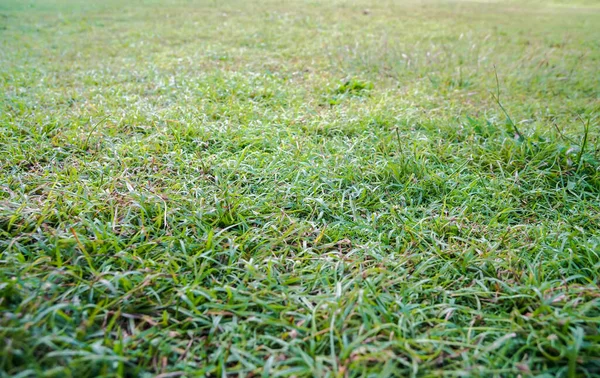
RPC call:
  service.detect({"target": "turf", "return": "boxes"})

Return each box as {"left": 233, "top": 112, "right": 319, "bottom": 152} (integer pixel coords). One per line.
{"left": 1, "top": 0, "right": 600, "bottom": 376}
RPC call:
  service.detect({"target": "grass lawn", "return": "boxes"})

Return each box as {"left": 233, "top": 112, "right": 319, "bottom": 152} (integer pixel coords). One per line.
{"left": 1, "top": 0, "right": 600, "bottom": 376}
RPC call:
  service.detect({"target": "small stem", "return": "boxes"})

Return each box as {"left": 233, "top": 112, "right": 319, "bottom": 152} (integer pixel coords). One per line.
{"left": 576, "top": 115, "right": 590, "bottom": 173}
{"left": 395, "top": 127, "right": 403, "bottom": 155}
{"left": 493, "top": 66, "right": 524, "bottom": 141}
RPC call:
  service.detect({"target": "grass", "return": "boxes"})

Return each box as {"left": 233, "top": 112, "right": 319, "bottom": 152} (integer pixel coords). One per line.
{"left": 1, "top": 0, "right": 600, "bottom": 376}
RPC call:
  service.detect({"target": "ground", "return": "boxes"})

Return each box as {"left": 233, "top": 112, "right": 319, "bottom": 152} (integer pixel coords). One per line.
{"left": 1, "top": 0, "right": 599, "bottom": 376}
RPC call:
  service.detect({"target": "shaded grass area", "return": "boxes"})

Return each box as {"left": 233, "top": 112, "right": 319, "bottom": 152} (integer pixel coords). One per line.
{"left": 1, "top": 0, "right": 600, "bottom": 376}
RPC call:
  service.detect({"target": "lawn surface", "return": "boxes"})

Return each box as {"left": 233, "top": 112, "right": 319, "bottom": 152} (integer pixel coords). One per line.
{"left": 1, "top": 0, "right": 600, "bottom": 376}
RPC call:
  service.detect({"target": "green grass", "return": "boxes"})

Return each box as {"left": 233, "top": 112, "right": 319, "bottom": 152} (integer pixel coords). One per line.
{"left": 1, "top": 0, "right": 600, "bottom": 376}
